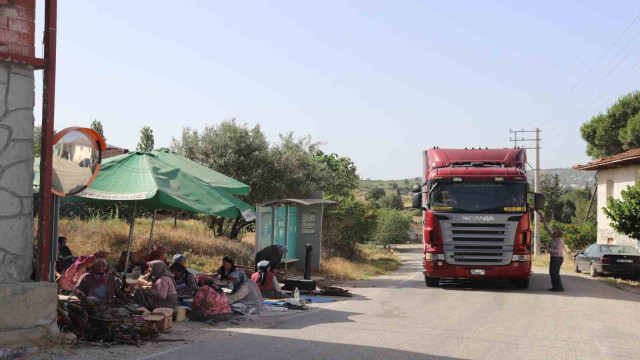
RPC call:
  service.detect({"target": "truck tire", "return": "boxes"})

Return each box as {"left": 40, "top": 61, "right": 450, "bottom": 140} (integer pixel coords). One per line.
{"left": 511, "top": 279, "right": 529, "bottom": 289}
{"left": 425, "top": 274, "right": 439, "bottom": 287}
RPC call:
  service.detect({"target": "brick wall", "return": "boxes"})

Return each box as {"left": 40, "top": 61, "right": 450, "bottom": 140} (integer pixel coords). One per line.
{"left": 0, "top": 0, "right": 35, "bottom": 57}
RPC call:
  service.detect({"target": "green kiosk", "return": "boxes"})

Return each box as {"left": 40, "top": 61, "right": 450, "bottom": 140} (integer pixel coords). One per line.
{"left": 255, "top": 198, "right": 335, "bottom": 271}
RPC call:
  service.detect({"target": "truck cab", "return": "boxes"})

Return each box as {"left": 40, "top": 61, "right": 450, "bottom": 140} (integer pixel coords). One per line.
{"left": 412, "top": 148, "right": 544, "bottom": 288}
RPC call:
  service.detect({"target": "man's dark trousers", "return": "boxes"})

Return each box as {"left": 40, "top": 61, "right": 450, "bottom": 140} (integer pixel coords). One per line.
{"left": 549, "top": 256, "right": 564, "bottom": 290}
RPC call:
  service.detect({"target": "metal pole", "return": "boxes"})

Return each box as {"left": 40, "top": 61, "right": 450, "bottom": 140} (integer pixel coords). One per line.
{"left": 284, "top": 205, "right": 290, "bottom": 270}
{"left": 121, "top": 201, "right": 137, "bottom": 290}
{"left": 534, "top": 128, "right": 541, "bottom": 257}
{"left": 49, "top": 194, "right": 60, "bottom": 281}
{"left": 271, "top": 206, "right": 277, "bottom": 245}
{"left": 37, "top": 0, "right": 58, "bottom": 281}
{"left": 147, "top": 209, "right": 157, "bottom": 254}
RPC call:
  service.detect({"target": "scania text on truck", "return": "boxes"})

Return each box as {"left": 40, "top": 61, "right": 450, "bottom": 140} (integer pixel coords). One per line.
{"left": 412, "top": 148, "right": 544, "bottom": 289}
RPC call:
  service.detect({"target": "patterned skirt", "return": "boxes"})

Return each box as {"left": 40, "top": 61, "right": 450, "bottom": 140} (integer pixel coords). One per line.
{"left": 133, "top": 289, "right": 178, "bottom": 311}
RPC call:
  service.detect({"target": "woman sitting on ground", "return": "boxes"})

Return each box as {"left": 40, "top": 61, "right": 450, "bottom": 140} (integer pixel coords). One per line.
{"left": 216, "top": 256, "right": 241, "bottom": 280}
{"left": 226, "top": 270, "right": 263, "bottom": 314}
{"left": 251, "top": 260, "right": 287, "bottom": 299}
{"left": 73, "top": 258, "right": 130, "bottom": 303}
{"left": 133, "top": 260, "right": 179, "bottom": 311}
{"left": 59, "top": 255, "right": 96, "bottom": 294}
{"left": 189, "top": 274, "right": 232, "bottom": 322}
{"left": 169, "top": 254, "right": 198, "bottom": 297}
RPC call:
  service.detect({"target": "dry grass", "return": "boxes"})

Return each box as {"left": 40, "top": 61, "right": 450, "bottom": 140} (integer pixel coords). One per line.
{"left": 55, "top": 217, "right": 254, "bottom": 272}
{"left": 320, "top": 244, "right": 402, "bottom": 280}
{"left": 531, "top": 253, "right": 575, "bottom": 272}
{"left": 52, "top": 218, "right": 401, "bottom": 281}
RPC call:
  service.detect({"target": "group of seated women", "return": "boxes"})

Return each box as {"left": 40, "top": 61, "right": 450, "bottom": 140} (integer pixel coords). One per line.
{"left": 57, "top": 243, "right": 291, "bottom": 319}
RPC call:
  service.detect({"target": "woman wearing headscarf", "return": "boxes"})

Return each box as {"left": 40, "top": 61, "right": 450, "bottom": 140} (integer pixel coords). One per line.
{"left": 73, "top": 258, "right": 130, "bottom": 303}
{"left": 148, "top": 246, "right": 169, "bottom": 263}
{"left": 169, "top": 254, "right": 198, "bottom": 297}
{"left": 133, "top": 260, "right": 179, "bottom": 310}
{"left": 216, "top": 256, "right": 240, "bottom": 280}
{"left": 251, "top": 260, "right": 287, "bottom": 299}
{"left": 254, "top": 244, "right": 287, "bottom": 271}
{"left": 56, "top": 236, "right": 74, "bottom": 273}
{"left": 59, "top": 255, "right": 96, "bottom": 294}
{"left": 226, "top": 270, "right": 263, "bottom": 314}
{"left": 189, "top": 274, "right": 232, "bottom": 322}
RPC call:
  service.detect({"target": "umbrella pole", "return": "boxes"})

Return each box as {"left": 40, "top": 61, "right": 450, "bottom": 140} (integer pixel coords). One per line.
{"left": 121, "top": 201, "right": 137, "bottom": 291}
{"left": 147, "top": 209, "right": 157, "bottom": 254}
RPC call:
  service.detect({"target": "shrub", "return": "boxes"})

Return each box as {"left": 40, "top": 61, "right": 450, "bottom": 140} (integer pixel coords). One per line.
{"left": 372, "top": 209, "right": 411, "bottom": 245}
{"left": 322, "top": 198, "right": 376, "bottom": 258}
{"left": 539, "top": 220, "right": 596, "bottom": 250}
{"left": 377, "top": 194, "right": 404, "bottom": 210}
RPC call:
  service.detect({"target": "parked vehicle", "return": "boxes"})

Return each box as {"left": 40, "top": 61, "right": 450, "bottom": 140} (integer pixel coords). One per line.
{"left": 574, "top": 244, "right": 640, "bottom": 279}
{"left": 412, "top": 148, "right": 544, "bottom": 289}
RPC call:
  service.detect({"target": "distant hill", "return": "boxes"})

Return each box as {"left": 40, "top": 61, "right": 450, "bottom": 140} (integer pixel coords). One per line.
{"left": 360, "top": 168, "right": 596, "bottom": 192}
{"left": 527, "top": 168, "right": 596, "bottom": 189}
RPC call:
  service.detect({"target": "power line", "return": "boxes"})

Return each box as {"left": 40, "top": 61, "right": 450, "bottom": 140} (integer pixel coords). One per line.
{"left": 530, "top": 11, "right": 640, "bottom": 126}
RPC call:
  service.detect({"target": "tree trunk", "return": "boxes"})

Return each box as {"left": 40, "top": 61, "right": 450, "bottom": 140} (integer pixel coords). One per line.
{"left": 174, "top": 211, "right": 178, "bottom": 228}
{"left": 230, "top": 218, "right": 254, "bottom": 240}
{"left": 215, "top": 217, "right": 224, "bottom": 237}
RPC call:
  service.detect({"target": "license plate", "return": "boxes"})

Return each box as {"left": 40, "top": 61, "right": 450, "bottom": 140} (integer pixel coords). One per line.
{"left": 471, "top": 269, "right": 485, "bottom": 275}
{"left": 617, "top": 259, "right": 633, "bottom": 263}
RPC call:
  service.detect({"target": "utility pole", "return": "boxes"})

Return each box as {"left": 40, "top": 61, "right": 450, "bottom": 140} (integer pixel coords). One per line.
{"left": 509, "top": 128, "right": 542, "bottom": 257}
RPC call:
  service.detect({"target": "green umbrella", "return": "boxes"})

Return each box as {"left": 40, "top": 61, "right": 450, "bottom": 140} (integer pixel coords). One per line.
{"left": 36, "top": 151, "right": 255, "bottom": 284}
{"left": 76, "top": 151, "right": 253, "bottom": 219}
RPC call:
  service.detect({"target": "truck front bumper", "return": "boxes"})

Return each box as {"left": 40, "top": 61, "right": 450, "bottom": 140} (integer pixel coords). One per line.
{"left": 424, "top": 259, "right": 531, "bottom": 279}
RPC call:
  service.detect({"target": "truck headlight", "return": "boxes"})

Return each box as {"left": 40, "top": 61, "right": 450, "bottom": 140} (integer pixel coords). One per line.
{"left": 512, "top": 254, "right": 531, "bottom": 262}
{"left": 426, "top": 253, "right": 445, "bottom": 260}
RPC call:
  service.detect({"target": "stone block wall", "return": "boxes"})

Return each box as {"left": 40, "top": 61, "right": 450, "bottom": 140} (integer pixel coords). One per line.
{"left": 0, "top": 62, "right": 34, "bottom": 283}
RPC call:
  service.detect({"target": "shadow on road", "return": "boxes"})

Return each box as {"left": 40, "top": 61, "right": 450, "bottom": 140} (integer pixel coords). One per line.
{"left": 145, "top": 331, "right": 467, "bottom": 360}
{"left": 361, "top": 246, "right": 640, "bottom": 304}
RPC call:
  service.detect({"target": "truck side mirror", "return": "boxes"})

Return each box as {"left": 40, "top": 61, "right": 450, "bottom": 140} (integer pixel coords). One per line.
{"left": 412, "top": 192, "right": 422, "bottom": 209}
{"left": 534, "top": 193, "right": 545, "bottom": 211}
{"left": 412, "top": 185, "right": 421, "bottom": 193}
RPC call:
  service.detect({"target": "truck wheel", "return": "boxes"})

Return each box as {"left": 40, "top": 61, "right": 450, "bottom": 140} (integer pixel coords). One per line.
{"left": 511, "top": 279, "right": 529, "bottom": 289}
{"left": 425, "top": 274, "right": 439, "bottom": 287}
{"left": 574, "top": 261, "right": 581, "bottom": 273}
{"left": 590, "top": 263, "right": 599, "bottom": 277}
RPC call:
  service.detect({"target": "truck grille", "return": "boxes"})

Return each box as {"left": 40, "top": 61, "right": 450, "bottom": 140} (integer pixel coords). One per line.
{"left": 440, "top": 215, "right": 518, "bottom": 266}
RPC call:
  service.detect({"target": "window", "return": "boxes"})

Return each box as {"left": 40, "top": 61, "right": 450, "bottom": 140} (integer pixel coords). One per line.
{"left": 607, "top": 238, "right": 614, "bottom": 244}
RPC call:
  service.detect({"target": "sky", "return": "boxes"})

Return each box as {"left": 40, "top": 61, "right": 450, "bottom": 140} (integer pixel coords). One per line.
{"left": 32, "top": 0, "right": 640, "bottom": 179}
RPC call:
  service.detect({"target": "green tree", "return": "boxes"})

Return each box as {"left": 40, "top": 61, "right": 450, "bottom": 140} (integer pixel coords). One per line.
{"left": 580, "top": 91, "right": 640, "bottom": 159}
{"left": 314, "top": 150, "right": 359, "bottom": 200}
{"left": 365, "top": 187, "right": 386, "bottom": 202}
{"left": 34, "top": 125, "right": 41, "bottom": 157}
{"left": 604, "top": 184, "right": 640, "bottom": 241}
{"left": 136, "top": 126, "right": 154, "bottom": 151}
{"left": 377, "top": 194, "right": 404, "bottom": 210}
{"left": 540, "top": 174, "right": 566, "bottom": 222}
{"left": 322, "top": 198, "right": 375, "bottom": 258}
{"left": 172, "top": 120, "right": 277, "bottom": 238}
{"left": 90, "top": 119, "right": 106, "bottom": 142}
{"left": 372, "top": 209, "right": 411, "bottom": 245}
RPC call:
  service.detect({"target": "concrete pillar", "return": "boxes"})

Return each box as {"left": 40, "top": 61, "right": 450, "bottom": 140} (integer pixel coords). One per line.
{"left": 0, "top": 0, "right": 58, "bottom": 349}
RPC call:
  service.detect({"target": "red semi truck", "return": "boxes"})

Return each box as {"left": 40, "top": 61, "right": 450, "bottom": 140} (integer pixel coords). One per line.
{"left": 412, "top": 148, "right": 544, "bottom": 289}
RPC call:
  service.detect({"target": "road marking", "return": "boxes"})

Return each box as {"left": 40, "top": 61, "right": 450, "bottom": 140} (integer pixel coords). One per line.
{"left": 137, "top": 345, "right": 188, "bottom": 360}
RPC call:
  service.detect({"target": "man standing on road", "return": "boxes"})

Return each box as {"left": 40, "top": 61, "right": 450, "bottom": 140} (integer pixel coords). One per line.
{"left": 538, "top": 211, "right": 565, "bottom": 292}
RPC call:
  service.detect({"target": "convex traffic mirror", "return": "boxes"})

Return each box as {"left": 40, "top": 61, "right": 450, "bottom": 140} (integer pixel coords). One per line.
{"left": 51, "top": 127, "right": 106, "bottom": 196}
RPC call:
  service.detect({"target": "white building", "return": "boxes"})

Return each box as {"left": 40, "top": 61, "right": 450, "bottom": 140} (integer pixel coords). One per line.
{"left": 574, "top": 148, "right": 640, "bottom": 249}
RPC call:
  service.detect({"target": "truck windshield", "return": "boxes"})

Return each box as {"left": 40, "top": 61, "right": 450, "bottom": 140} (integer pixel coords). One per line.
{"left": 429, "top": 182, "right": 527, "bottom": 213}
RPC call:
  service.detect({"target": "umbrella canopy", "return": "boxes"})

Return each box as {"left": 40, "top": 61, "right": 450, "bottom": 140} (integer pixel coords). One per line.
{"left": 34, "top": 151, "right": 255, "bottom": 220}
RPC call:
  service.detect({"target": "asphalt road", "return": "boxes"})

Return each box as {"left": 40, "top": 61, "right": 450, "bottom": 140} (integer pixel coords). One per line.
{"left": 48, "top": 245, "right": 640, "bottom": 360}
